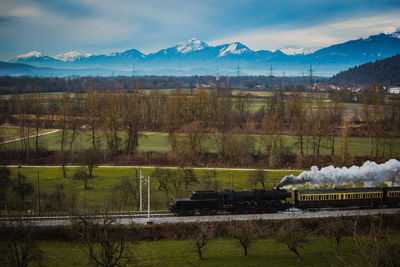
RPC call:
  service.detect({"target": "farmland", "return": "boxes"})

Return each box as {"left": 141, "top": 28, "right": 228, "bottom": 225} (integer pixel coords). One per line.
{"left": 2, "top": 130, "right": 400, "bottom": 156}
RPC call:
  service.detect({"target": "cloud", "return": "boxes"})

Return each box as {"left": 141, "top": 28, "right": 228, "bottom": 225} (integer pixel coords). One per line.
{"left": 208, "top": 11, "right": 400, "bottom": 51}
{"left": 1, "top": 0, "right": 400, "bottom": 60}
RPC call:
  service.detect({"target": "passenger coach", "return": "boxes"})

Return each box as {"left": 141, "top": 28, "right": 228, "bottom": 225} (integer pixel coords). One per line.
{"left": 294, "top": 187, "right": 400, "bottom": 209}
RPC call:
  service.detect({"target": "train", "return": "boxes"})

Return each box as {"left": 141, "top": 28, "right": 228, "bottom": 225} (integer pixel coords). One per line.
{"left": 169, "top": 187, "right": 400, "bottom": 215}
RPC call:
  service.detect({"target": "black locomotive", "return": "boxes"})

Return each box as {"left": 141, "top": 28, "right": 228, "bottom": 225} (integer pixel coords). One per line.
{"left": 170, "top": 187, "right": 400, "bottom": 215}
{"left": 170, "top": 189, "right": 291, "bottom": 215}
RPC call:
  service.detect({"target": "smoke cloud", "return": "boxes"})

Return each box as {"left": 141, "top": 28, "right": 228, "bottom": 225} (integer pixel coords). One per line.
{"left": 276, "top": 159, "right": 400, "bottom": 189}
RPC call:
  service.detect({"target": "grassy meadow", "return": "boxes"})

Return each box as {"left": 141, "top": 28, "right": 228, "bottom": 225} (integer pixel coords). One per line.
{"left": 2, "top": 129, "right": 400, "bottom": 156}
{"left": 5, "top": 167, "right": 302, "bottom": 213}
{"left": 39, "top": 235, "right": 381, "bottom": 267}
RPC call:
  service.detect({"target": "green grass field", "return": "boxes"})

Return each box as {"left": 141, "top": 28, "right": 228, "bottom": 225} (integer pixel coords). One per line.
{"left": 38, "top": 236, "right": 374, "bottom": 266}
{"left": 3, "top": 130, "right": 400, "bottom": 157}
{"left": 5, "top": 167, "right": 302, "bottom": 213}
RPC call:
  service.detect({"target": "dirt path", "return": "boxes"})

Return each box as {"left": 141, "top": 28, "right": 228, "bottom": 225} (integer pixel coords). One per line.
{"left": 0, "top": 129, "right": 60, "bottom": 145}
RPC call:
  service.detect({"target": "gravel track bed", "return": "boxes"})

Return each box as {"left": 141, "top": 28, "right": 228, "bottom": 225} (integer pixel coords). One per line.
{"left": 2, "top": 208, "right": 399, "bottom": 226}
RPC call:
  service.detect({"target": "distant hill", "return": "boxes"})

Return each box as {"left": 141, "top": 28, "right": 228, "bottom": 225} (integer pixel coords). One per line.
{"left": 7, "top": 30, "right": 400, "bottom": 77}
{"left": 0, "top": 61, "right": 129, "bottom": 77}
{"left": 330, "top": 54, "right": 400, "bottom": 86}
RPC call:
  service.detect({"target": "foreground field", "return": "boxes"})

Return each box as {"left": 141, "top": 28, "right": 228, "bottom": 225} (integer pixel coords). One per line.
{"left": 6, "top": 167, "right": 302, "bottom": 213}
{"left": 3, "top": 130, "right": 400, "bottom": 156}
{"left": 39, "top": 236, "right": 391, "bottom": 266}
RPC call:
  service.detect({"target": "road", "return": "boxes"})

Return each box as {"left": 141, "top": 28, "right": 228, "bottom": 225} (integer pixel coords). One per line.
{"left": 4, "top": 164, "right": 303, "bottom": 172}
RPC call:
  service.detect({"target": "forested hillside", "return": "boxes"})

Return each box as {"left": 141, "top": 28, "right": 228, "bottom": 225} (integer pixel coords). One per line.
{"left": 330, "top": 54, "right": 400, "bottom": 86}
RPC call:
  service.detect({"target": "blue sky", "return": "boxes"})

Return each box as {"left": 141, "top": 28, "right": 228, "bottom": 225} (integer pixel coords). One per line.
{"left": 1, "top": 0, "right": 400, "bottom": 60}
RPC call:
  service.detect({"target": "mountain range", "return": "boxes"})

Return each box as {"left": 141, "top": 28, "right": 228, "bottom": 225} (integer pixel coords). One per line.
{"left": 3, "top": 30, "right": 400, "bottom": 77}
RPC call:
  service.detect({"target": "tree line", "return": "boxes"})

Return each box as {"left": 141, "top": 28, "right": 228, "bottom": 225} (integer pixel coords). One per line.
{"left": 1, "top": 85, "right": 399, "bottom": 168}
{"left": 330, "top": 54, "right": 400, "bottom": 86}
{"left": 0, "top": 75, "right": 329, "bottom": 94}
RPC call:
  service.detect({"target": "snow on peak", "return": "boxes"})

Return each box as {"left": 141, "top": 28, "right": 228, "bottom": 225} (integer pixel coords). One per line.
{"left": 218, "top": 42, "right": 250, "bottom": 57}
{"left": 16, "top": 51, "right": 42, "bottom": 59}
{"left": 176, "top": 38, "right": 208, "bottom": 54}
{"left": 391, "top": 29, "right": 400, "bottom": 39}
{"left": 54, "top": 51, "right": 90, "bottom": 61}
{"left": 280, "top": 47, "right": 316, "bottom": 55}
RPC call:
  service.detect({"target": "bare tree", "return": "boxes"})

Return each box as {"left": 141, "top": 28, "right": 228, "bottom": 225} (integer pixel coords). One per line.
{"left": 110, "top": 177, "right": 137, "bottom": 211}
{"left": 59, "top": 93, "right": 70, "bottom": 178}
{"left": 324, "top": 216, "right": 353, "bottom": 254}
{"left": 0, "top": 167, "right": 11, "bottom": 208}
{"left": 80, "top": 148, "right": 102, "bottom": 179}
{"left": 328, "top": 91, "right": 343, "bottom": 156}
{"left": 31, "top": 87, "right": 43, "bottom": 154}
{"left": 85, "top": 87, "right": 100, "bottom": 150}
{"left": 179, "top": 168, "right": 198, "bottom": 192}
{"left": 275, "top": 221, "right": 308, "bottom": 261}
{"left": 11, "top": 172, "right": 34, "bottom": 210}
{"left": 362, "top": 84, "right": 385, "bottom": 159}
{"left": 151, "top": 168, "right": 172, "bottom": 208}
{"left": 177, "top": 121, "right": 204, "bottom": 164}
{"left": 1, "top": 220, "right": 43, "bottom": 267}
{"left": 247, "top": 169, "right": 266, "bottom": 188}
{"left": 201, "top": 169, "right": 219, "bottom": 191}
{"left": 50, "top": 184, "right": 66, "bottom": 212}
{"left": 229, "top": 221, "right": 258, "bottom": 256}
{"left": 193, "top": 224, "right": 213, "bottom": 260}
{"left": 286, "top": 92, "right": 306, "bottom": 155}
{"left": 101, "top": 91, "right": 123, "bottom": 154}
{"left": 235, "top": 91, "right": 250, "bottom": 122}
{"left": 123, "top": 91, "right": 142, "bottom": 154}
{"left": 261, "top": 110, "right": 286, "bottom": 168}
{"left": 352, "top": 216, "right": 400, "bottom": 267}
{"left": 77, "top": 215, "right": 135, "bottom": 267}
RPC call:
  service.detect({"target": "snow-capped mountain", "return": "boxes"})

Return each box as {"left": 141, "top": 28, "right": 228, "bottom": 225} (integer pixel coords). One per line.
{"left": 7, "top": 30, "right": 400, "bottom": 76}
{"left": 16, "top": 51, "right": 43, "bottom": 59}
{"left": 176, "top": 38, "right": 208, "bottom": 54}
{"left": 53, "top": 51, "right": 92, "bottom": 62}
{"left": 218, "top": 42, "right": 251, "bottom": 57}
{"left": 280, "top": 47, "right": 316, "bottom": 55}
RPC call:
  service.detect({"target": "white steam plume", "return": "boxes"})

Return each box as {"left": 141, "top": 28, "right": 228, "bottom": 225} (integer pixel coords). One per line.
{"left": 276, "top": 159, "right": 400, "bottom": 189}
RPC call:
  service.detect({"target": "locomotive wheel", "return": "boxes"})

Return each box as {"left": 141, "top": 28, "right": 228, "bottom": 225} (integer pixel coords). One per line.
{"left": 200, "top": 209, "right": 209, "bottom": 215}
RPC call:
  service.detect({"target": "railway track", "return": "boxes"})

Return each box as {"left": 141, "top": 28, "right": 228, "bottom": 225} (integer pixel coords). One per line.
{"left": 0, "top": 211, "right": 173, "bottom": 222}
{"left": 1, "top": 208, "right": 399, "bottom": 226}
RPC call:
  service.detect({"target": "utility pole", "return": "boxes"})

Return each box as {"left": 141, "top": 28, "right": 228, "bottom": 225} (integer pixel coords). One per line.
{"left": 231, "top": 171, "right": 234, "bottom": 190}
{"left": 282, "top": 71, "right": 285, "bottom": 90}
{"left": 237, "top": 65, "right": 241, "bottom": 91}
{"left": 269, "top": 65, "right": 274, "bottom": 89}
{"left": 139, "top": 169, "right": 143, "bottom": 212}
{"left": 178, "top": 65, "right": 183, "bottom": 89}
{"left": 37, "top": 170, "right": 41, "bottom": 215}
{"left": 216, "top": 67, "right": 220, "bottom": 82}
{"left": 308, "top": 64, "right": 314, "bottom": 92}
{"left": 147, "top": 176, "right": 152, "bottom": 224}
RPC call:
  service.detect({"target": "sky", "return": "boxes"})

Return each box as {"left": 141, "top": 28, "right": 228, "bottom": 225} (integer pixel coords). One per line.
{"left": 1, "top": 0, "right": 400, "bottom": 60}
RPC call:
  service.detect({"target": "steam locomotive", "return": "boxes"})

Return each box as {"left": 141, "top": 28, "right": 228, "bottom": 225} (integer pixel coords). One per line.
{"left": 170, "top": 187, "right": 400, "bottom": 215}
{"left": 170, "top": 189, "right": 291, "bottom": 215}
